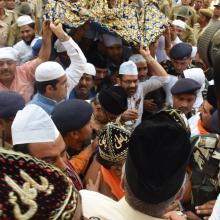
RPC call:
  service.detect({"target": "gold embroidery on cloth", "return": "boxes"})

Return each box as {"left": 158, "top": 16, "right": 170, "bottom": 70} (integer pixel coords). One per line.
{"left": 5, "top": 170, "right": 54, "bottom": 220}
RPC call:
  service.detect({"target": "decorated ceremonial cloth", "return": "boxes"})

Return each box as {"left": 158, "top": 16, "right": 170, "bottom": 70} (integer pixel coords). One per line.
{"left": 45, "top": 0, "right": 169, "bottom": 47}
{"left": 0, "top": 148, "right": 80, "bottom": 220}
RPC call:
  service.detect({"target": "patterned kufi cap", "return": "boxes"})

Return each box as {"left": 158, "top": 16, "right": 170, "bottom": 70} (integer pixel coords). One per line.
{"left": 97, "top": 122, "right": 131, "bottom": 164}
{"left": 163, "top": 107, "right": 190, "bottom": 134}
{"left": 0, "top": 148, "right": 80, "bottom": 220}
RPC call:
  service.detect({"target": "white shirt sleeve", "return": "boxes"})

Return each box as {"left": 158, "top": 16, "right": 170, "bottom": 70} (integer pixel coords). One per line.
{"left": 141, "top": 75, "right": 170, "bottom": 96}
{"left": 62, "top": 38, "right": 87, "bottom": 95}
{"left": 209, "top": 194, "right": 220, "bottom": 220}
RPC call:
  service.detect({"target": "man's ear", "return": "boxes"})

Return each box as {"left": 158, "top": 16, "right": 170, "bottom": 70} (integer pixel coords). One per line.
{"left": 45, "top": 84, "right": 55, "bottom": 94}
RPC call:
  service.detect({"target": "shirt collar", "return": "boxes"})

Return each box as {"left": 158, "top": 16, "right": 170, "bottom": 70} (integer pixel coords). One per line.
{"left": 36, "top": 93, "right": 58, "bottom": 105}
{"left": 116, "top": 198, "right": 164, "bottom": 220}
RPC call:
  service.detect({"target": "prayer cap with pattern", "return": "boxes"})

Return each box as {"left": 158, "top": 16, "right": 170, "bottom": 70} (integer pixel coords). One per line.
{"left": 97, "top": 122, "right": 130, "bottom": 165}
{"left": 0, "top": 147, "right": 80, "bottom": 220}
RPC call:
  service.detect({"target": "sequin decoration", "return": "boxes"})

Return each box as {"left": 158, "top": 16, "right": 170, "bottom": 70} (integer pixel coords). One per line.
{"left": 45, "top": 0, "right": 169, "bottom": 47}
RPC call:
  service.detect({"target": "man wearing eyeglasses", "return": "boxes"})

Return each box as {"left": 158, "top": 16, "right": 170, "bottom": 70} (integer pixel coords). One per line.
{"left": 118, "top": 47, "right": 169, "bottom": 131}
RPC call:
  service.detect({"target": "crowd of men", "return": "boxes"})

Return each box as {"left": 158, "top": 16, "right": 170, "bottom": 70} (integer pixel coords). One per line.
{"left": 0, "top": 0, "right": 220, "bottom": 219}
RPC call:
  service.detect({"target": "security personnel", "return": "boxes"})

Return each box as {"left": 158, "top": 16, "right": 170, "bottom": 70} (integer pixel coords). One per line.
{"left": 0, "top": 0, "right": 16, "bottom": 46}
{"left": 171, "top": 78, "right": 201, "bottom": 118}
{"left": 193, "top": 8, "right": 213, "bottom": 41}
{"left": 161, "top": 42, "right": 194, "bottom": 76}
{"left": 170, "top": 4, "right": 197, "bottom": 28}
{"left": 0, "top": 91, "right": 25, "bottom": 149}
{"left": 160, "top": 0, "right": 172, "bottom": 17}
{"left": 7, "top": 2, "right": 33, "bottom": 46}
{"left": 173, "top": 6, "right": 197, "bottom": 45}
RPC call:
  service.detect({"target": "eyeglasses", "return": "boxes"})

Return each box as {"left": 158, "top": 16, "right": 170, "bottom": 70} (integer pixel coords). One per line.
{"left": 121, "top": 79, "right": 138, "bottom": 85}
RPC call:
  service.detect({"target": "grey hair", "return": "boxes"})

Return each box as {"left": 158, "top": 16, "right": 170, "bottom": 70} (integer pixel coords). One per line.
{"left": 123, "top": 174, "right": 180, "bottom": 218}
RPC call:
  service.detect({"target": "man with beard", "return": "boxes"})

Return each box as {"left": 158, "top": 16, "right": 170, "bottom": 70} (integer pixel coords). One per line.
{"left": 69, "top": 63, "right": 96, "bottom": 100}
{"left": 0, "top": 21, "right": 51, "bottom": 102}
{"left": 129, "top": 53, "right": 166, "bottom": 117}
{"left": 118, "top": 47, "right": 169, "bottom": 131}
{"left": 171, "top": 78, "right": 201, "bottom": 118}
{"left": 13, "top": 15, "right": 41, "bottom": 64}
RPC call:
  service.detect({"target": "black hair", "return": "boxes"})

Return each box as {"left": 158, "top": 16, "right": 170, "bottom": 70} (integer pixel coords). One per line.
{"left": 13, "top": 144, "right": 30, "bottom": 155}
{"left": 35, "top": 79, "right": 58, "bottom": 95}
{"left": 27, "top": 23, "right": 35, "bottom": 30}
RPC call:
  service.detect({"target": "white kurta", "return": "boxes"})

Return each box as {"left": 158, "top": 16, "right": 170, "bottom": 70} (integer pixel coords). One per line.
{"left": 13, "top": 36, "right": 41, "bottom": 64}
{"left": 209, "top": 194, "right": 220, "bottom": 220}
{"left": 125, "top": 75, "right": 170, "bottom": 131}
{"left": 61, "top": 38, "right": 87, "bottom": 97}
{"left": 80, "top": 190, "right": 164, "bottom": 220}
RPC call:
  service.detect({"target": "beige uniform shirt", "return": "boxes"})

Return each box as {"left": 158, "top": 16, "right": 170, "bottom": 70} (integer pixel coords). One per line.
{"left": 182, "top": 25, "right": 197, "bottom": 45}
{"left": 160, "top": 0, "right": 172, "bottom": 17}
{"left": 0, "top": 9, "right": 16, "bottom": 46}
{"left": 0, "top": 20, "right": 10, "bottom": 47}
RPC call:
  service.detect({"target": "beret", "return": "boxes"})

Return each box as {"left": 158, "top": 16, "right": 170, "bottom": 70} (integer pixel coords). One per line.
{"left": 170, "top": 43, "right": 192, "bottom": 60}
{"left": 51, "top": 99, "right": 93, "bottom": 135}
{"left": 171, "top": 78, "right": 201, "bottom": 95}
{"left": 175, "top": 6, "right": 192, "bottom": 19}
{"left": 199, "top": 9, "right": 213, "bottom": 19}
{"left": 0, "top": 91, "right": 25, "bottom": 118}
{"left": 17, "top": 2, "right": 32, "bottom": 16}
{"left": 98, "top": 86, "right": 128, "bottom": 115}
{"left": 125, "top": 110, "right": 191, "bottom": 204}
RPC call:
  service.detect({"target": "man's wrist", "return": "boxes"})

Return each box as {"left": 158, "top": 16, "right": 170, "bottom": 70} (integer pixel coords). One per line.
{"left": 145, "top": 56, "right": 154, "bottom": 64}
{"left": 59, "top": 32, "right": 69, "bottom": 42}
